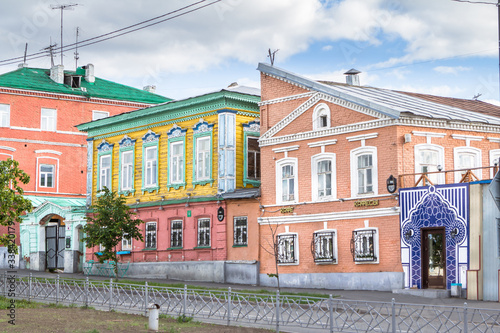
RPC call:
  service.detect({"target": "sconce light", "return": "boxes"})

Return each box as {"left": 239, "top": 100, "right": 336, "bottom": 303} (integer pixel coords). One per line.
{"left": 159, "top": 196, "right": 165, "bottom": 210}
{"left": 338, "top": 198, "right": 345, "bottom": 202}
{"left": 134, "top": 199, "right": 140, "bottom": 212}
{"left": 386, "top": 175, "right": 397, "bottom": 193}
{"left": 404, "top": 229, "right": 414, "bottom": 241}
{"left": 451, "top": 228, "right": 459, "bottom": 238}
{"left": 185, "top": 193, "right": 191, "bottom": 207}
{"left": 437, "top": 165, "right": 443, "bottom": 172}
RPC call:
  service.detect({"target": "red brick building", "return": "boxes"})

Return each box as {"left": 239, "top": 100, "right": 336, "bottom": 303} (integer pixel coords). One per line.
{"left": 257, "top": 63, "right": 500, "bottom": 291}
{"left": 0, "top": 63, "right": 169, "bottom": 272}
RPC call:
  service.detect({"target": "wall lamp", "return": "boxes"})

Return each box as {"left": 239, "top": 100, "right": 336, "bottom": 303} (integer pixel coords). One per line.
{"left": 134, "top": 199, "right": 140, "bottom": 212}
{"left": 185, "top": 193, "right": 191, "bottom": 207}
{"left": 159, "top": 196, "right": 165, "bottom": 210}
{"left": 404, "top": 229, "right": 414, "bottom": 241}
{"left": 451, "top": 228, "right": 459, "bottom": 238}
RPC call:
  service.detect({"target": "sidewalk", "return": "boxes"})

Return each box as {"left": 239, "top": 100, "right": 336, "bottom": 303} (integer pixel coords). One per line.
{"left": 3, "top": 269, "right": 500, "bottom": 310}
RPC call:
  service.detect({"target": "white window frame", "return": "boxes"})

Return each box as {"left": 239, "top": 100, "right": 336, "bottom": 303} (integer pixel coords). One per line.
{"left": 120, "top": 150, "right": 134, "bottom": 191}
{"left": 350, "top": 146, "right": 378, "bottom": 198}
{"left": 41, "top": 108, "right": 57, "bottom": 131}
{"left": 144, "top": 146, "right": 158, "bottom": 187}
{"left": 145, "top": 222, "right": 157, "bottom": 249}
{"left": 454, "top": 147, "right": 482, "bottom": 182}
{"left": 122, "top": 233, "right": 132, "bottom": 251}
{"left": 312, "top": 229, "right": 337, "bottom": 264}
{"left": 414, "top": 144, "right": 445, "bottom": 185}
{"left": 0, "top": 104, "right": 10, "bottom": 127}
{"left": 312, "top": 103, "right": 331, "bottom": 131}
{"left": 490, "top": 149, "right": 500, "bottom": 178}
{"left": 246, "top": 136, "right": 260, "bottom": 180}
{"left": 92, "top": 110, "right": 109, "bottom": 121}
{"left": 195, "top": 136, "right": 211, "bottom": 181}
{"left": 218, "top": 112, "right": 236, "bottom": 192}
{"left": 39, "top": 164, "right": 55, "bottom": 188}
{"left": 276, "top": 157, "right": 298, "bottom": 204}
{"left": 311, "top": 153, "right": 336, "bottom": 202}
{"left": 277, "top": 232, "right": 299, "bottom": 265}
{"left": 170, "top": 220, "right": 183, "bottom": 248}
{"left": 197, "top": 218, "right": 211, "bottom": 247}
{"left": 233, "top": 216, "right": 248, "bottom": 246}
{"left": 99, "top": 154, "right": 112, "bottom": 190}
{"left": 352, "top": 227, "right": 379, "bottom": 264}
{"left": 170, "top": 140, "right": 184, "bottom": 184}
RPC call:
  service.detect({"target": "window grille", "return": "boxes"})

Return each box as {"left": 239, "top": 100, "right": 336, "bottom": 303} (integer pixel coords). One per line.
{"left": 234, "top": 217, "right": 248, "bottom": 246}
{"left": 145, "top": 222, "right": 157, "bottom": 249}
{"left": 277, "top": 234, "right": 298, "bottom": 264}
{"left": 198, "top": 218, "right": 210, "bottom": 247}
{"left": 350, "top": 229, "right": 377, "bottom": 262}
{"left": 311, "top": 231, "right": 336, "bottom": 263}
{"left": 171, "top": 220, "right": 183, "bottom": 248}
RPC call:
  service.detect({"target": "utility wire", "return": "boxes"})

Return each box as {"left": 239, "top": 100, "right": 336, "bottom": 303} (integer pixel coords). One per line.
{"left": 0, "top": 0, "right": 221, "bottom": 67}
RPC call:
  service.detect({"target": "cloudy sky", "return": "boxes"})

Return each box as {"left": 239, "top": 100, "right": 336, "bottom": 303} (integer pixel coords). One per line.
{"left": 0, "top": 0, "right": 498, "bottom": 103}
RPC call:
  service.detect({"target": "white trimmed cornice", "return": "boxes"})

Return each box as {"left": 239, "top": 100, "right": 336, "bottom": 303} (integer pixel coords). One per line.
{"left": 258, "top": 92, "right": 315, "bottom": 106}
{"left": 0, "top": 137, "right": 85, "bottom": 148}
{"left": 34, "top": 149, "right": 62, "bottom": 155}
{"left": 451, "top": 134, "right": 483, "bottom": 141}
{"left": 412, "top": 130, "right": 446, "bottom": 138}
{"left": 488, "top": 137, "right": 500, "bottom": 143}
{"left": 0, "top": 146, "right": 15, "bottom": 152}
{"left": 258, "top": 207, "right": 399, "bottom": 225}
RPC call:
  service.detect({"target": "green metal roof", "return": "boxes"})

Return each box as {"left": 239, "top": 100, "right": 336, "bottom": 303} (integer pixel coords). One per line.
{"left": 0, "top": 67, "right": 171, "bottom": 104}
{"left": 77, "top": 86, "right": 261, "bottom": 137}
{"left": 24, "top": 195, "right": 86, "bottom": 208}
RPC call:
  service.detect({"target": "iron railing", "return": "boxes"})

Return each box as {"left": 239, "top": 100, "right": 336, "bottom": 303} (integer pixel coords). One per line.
{"left": 2, "top": 273, "right": 500, "bottom": 332}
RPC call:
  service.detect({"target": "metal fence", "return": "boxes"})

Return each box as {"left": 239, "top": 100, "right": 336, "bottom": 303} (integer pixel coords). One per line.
{"left": 2, "top": 273, "right": 500, "bottom": 332}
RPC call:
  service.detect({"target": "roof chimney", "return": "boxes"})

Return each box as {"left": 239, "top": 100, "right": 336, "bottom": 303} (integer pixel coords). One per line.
{"left": 50, "top": 65, "right": 64, "bottom": 84}
{"left": 143, "top": 85, "right": 156, "bottom": 93}
{"left": 83, "top": 64, "right": 95, "bottom": 84}
{"left": 344, "top": 68, "right": 361, "bottom": 86}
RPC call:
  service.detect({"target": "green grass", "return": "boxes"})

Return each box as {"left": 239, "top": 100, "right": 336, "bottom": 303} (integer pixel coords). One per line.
{"left": 0, "top": 296, "right": 40, "bottom": 309}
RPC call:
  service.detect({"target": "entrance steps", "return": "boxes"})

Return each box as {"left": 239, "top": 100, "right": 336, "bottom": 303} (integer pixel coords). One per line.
{"left": 392, "top": 288, "right": 451, "bottom": 299}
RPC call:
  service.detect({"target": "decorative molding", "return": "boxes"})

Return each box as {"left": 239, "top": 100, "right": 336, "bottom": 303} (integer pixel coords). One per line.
{"left": 258, "top": 92, "right": 315, "bottom": 106}
{"left": 167, "top": 124, "right": 187, "bottom": 138}
{"left": 346, "top": 132, "right": 378, "bottom": 142}
{"left": 412, "top": 130, "right": 446, "bottom": 138}
{"left": 308, "top": 139, "right": 337, "bottom": 148}
{"left": 272, "top": 145, "right": 300, "bottom": 153}
{"left": 0, "top": 146, "right": 16, "bottom": 152}
{"left": 142, "top": 129, "right": 161, "bottom": 143}
{"left": 0, "top": 137, "right": 85, "bottom": 148}
{"left": 451, "top": 134, "right": 483, "bottom": 141}
{"left": 97, "top": 140, "right": 114, "bottom": 152}
{"left": 258, "top": 207, "right": 399, "bottom": 225}
{"left": 34, "top": 149, "right": 62, "bottom": 155}
{"left": 488, "top": 137, "right": 500, "bottom": 143}
{"left": 193, "top": 119, "right": 214, "bottom": 134}
{"left": 118, "top": 135, "right": 136, "bottom": 147}
{"left": 243, "top": 119, "right": 260, "bottom": 133}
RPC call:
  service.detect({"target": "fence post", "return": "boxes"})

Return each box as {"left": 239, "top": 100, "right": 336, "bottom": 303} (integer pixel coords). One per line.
{"left": 183, "top": 285, "right": 187, "bottom": 317}
{"left": 84, "top": 277, "right": 89, "bottom": 307}
{"left": 28, "top": 273, "right": 32, "bottom": 301}
{"left": 3, "top": 272, "right": 6, "bottom": 297}
{"left": 392, "top": 298, "right": 396, "bottom": 333}
{"left": 227, "top": 287, "right": 232, "bottom": 326}
{"left": 144, "top": 282, "right": 149, "bottom": 317}
{"left": 275, "top": 290, "right": 280, "bottom": 333}
{"left": 109, "top": 278, "right": 113, "bottom": 311}
{"left": 329, "top": 294, "right": 334, "bottom": 333}
{"left": 464, "top": 302, "right": 468, "bottom": 333}
{"left": 56, "top": 275, "right": 60, "bottom": 305}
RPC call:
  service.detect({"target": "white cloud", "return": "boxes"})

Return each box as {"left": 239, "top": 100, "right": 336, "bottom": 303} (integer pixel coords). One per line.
{"left": 434, "top": 66, "right": 471, "bottom": 75}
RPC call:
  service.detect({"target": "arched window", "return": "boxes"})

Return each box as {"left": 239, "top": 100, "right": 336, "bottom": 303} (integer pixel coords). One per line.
{"left": 312, "top": 103, "right": 331, "bottom": 131}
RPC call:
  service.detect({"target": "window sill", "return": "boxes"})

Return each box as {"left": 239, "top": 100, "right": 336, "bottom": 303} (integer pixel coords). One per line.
{"left": 167, "top": 182, "right": 186, "bottom": 191}
{"left": 118, "top": 189, "right": 135, "bottom": 196}
{"left": 243, "top": 179, "right": 261, "bottom": 187}
{"left": 194, "top": 246, "right": 211, "bottom": 249}
{"left": 193, "top": 179, "right": 214, "bottom": 187}
{"left": 167, "top": 247, "right": 183, "bottom": 250}
{"left": 142, "top": 248, "right": 157, "bottom": 251}
{"left": 117, "top": 251, "right": 131, "bottom": 255}
{"left": 141, "top": 186, "right": 159, "bottom": 194}
{"left": 232, "top": 244, "right": 248, "bottom": 248}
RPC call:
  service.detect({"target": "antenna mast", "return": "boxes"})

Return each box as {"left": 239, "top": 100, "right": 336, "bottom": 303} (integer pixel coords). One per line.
{"left": 74, "top": 27, "right": 80, "bottom": 69}
{"left": 51, "top": 3, "right": 78, "bottom": 66}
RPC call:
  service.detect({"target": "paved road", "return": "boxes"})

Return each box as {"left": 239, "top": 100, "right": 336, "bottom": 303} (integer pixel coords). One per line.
{"left": 2, "top": 268, "right": 499, "bottom": 310}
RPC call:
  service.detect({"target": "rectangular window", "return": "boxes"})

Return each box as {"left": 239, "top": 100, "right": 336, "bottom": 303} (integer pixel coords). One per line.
{"left": 281, "top": 165, "right": 295, "bottom": 202}
{"left": 121, "top": 150, "right": 133, "bottom": 190}
{"left": 233, "top": 217, "right": 248, "bottom": 246}
{"left": 122, "top": 233, "right": 132, "bottom": 251}
{"left": 145, "top": 146, "right": 157, "bottom": 187}
{"left": 196, "top": 136, "right": 211, "bottom": 181}
{"left": 197, "top": 218, "right": 210, "bottom": 247}
{"left": 247, "top": 137, "right": 260, "bottom": 180}
{"left": 39, "top": 164, "right": 54, "bottom": 188}
{"left": 145, "top": 222, "right": 157, "bottom": 249}
{"left": 41, "top": 108, "right": 57, "bottom": 131}
{"left": 357, "top": 154, "right": 373, "bottom": 194}
{"left": 420, "top": 150, "right": 439, "bottom": 185}
{"left": 277, "top": 233, "right": 298, "bottom": 264}
{"left": 170, "top": 141, "right": 184, "bottom": 183}
{"left": 351, "top": 229, "right": 377, "bottom": 262}
{"left": 171, "top": 220, "right": 183, "bottom": 248}
{"left": 317, "top": 160, "right": 332, "bottom": 198}
{"left": 312, "top": 231, "right": 336, "bottom": 263}
{"left": 0, "top": 104, "right": 10, "bottom": 127}
{"left": 92, "top": 110, "right": 109, "bottom": 121}
{"left": 99, "top": 155, "right": 111, "bottom": 190}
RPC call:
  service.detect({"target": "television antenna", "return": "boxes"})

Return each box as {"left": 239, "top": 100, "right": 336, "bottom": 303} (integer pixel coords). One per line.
{"left": 51, "top": 3, "right": 79, "bottom": 66}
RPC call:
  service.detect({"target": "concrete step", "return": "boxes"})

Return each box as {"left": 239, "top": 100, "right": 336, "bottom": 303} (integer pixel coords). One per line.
{"left": 392, "top": 288, "right": 452, "bottom": 299}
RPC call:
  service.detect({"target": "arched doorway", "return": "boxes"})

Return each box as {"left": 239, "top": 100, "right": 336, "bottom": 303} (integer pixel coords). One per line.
{"left": 45, "top": 216, "right": 65, "bottom": 270}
